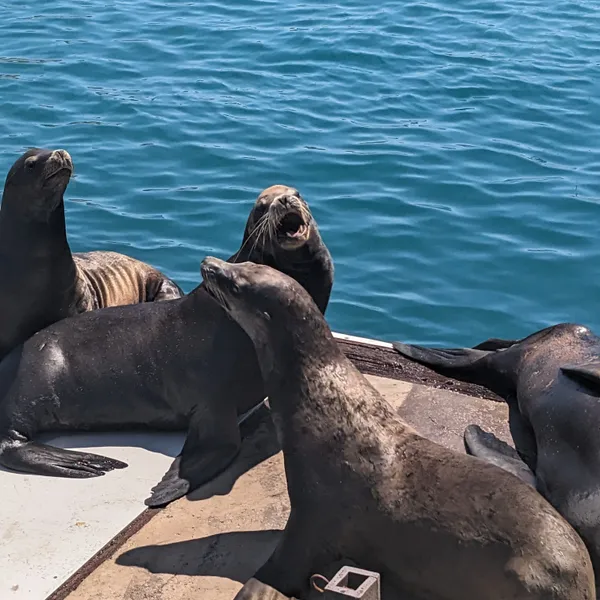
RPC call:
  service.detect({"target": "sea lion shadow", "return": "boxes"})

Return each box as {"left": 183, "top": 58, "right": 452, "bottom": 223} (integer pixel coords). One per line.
{"left": 116, "top": 529, "right": 282, "bottom": 583}
{"left": 187, "top": 405, "right": 281, "bottom": 502}
{"left": 33, "top": 430, "right": 186, "bottom": 459}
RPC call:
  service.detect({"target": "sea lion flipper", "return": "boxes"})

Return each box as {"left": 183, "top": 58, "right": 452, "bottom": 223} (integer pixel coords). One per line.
{"left": 392, "top": 342, "right": 489, "bottom": 370}
{"left": 144, "top": 455, "right": 190, "bottom": 507}
{"left": 472, "top": 338, "right": 519, "bottom": 351}
{"left": 0, "top": 439, "right": 127, "bottom": 478}
{"left": 464, "top": 425, "right": 536, "bottom": 487}
{"left": 151, "top": 278, "right": 184, "bottom": 302}
{"left": 144, "top": 441, "right": 241, "bottom": 507}
{"left": 561, "top": 362, "right": 600, "bottom": 393}
{"left": 145, "top": 406, "right": 242, "bottom": 507}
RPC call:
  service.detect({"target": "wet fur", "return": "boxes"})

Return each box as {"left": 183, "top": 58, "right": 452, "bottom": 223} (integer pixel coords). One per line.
{"left": 201, "top": 261, "right": 594, "bottom": 600}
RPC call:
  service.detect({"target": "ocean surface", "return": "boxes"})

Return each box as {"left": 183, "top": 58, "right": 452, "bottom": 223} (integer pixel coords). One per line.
{"left": 1, "top": 0, "right": 599, "bottom": 345}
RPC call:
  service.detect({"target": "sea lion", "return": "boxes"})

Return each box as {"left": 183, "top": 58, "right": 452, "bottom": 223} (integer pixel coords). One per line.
{"left": 393, "top": 323, "right": 600, "bottom": 583}
{"left": 232, "top": 184, "right": 333, "bottom": 313}
{"left": 0, "top": 148, "right": 182, "bottom": 361}
{"left": 0, "top": 185, "right": 333, "bottom": 508}
{"left": 200, "top": 259, "right": 595, "bottom": 600}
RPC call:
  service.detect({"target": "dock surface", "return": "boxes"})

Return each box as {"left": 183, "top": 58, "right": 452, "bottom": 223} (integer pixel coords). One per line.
{"left": 2, "top": 334, "right": 510, "bottom": 600}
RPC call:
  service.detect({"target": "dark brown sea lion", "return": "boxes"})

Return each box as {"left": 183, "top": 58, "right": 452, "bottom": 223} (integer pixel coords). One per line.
{"left": 0, "top": 147, "right": 183, "bottom": 361}
{"left": 200, "top": 259, "right": 595, "bottom": 600}
{"left": 393, "top": 323, "right": 600, "bottom": 588}
{"left": 0, "top": 185, "right": 333, "bottom": 508}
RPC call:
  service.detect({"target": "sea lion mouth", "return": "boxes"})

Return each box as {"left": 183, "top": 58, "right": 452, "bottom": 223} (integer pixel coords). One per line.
{"left": 45, "top": 166, "right": 73, "bottom": 182}
{"left": 276, "top": 211, "right": 309, "bottom": 242}
{"left": 44, "top": 149, "right": 74, "bottom": 186}
{"left": 204, "top": 278, "right": 232, "bottom": 312}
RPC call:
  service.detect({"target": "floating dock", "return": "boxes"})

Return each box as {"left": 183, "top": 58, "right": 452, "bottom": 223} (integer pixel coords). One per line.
{"left": 1, "top": 333, "right": 509, "bottom": 600}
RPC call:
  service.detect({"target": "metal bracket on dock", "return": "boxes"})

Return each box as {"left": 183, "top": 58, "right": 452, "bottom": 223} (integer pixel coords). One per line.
{"left": 311, "top": 566, "right": 381, "bottom": 600}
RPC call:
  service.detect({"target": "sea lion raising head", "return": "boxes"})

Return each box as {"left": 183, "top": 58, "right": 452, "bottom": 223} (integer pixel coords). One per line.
{"left": 235, "top": 185, "right": 333, "bottom": 314}
{"left": 202, "top": 258, "right": 594, "bottom": 600}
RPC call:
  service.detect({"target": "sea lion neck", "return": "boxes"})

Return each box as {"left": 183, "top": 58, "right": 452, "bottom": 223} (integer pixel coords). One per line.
{"left": 0, "top": 196, "right": 71, "bottom": 257}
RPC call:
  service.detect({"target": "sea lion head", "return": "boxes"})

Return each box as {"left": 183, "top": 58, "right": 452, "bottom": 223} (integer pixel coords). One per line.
{"left": 201, "top": 256, "right": 324, "bottom": 376}
{"left": 3, "top": 148, "right": 73, "bottom": 216}
{"left": 239, "top": 185, "right": 315, "bottom": 259}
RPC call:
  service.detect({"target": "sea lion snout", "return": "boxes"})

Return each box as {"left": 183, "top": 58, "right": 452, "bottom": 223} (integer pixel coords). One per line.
{"left": 201, "top": 256, "right": 229, "bottom": 282}
{"left": 46, "top": 149, "right": 73, "bottom": 178}
{"left": 272, "top": 191, "right": 297, "bottom": 209}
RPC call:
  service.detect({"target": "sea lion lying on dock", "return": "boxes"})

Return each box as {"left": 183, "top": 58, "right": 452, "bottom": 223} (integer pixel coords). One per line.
{"left": 393, "top": 323, "right": 600, "bottom": 588}
{"left": 0, "top": 185, "right": 333, "bottom": 509}
{"left": 200, "top": 259, "right": 595, "bottom": 600}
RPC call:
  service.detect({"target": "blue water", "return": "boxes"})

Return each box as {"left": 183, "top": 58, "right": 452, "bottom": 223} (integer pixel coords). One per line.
{"left": 1, "top": 0, "right": 599, "bottom": 346}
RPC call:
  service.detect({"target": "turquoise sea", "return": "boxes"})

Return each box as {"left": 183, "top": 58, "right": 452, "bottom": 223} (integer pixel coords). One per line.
{"left": 1, "top": 0, "right": 599, "bottom": 345}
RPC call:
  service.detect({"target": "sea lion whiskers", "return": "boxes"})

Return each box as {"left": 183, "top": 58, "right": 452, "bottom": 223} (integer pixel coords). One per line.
{"left": 233, "top": 211, "right": 270, "bottom": 263}
{"left": 249, "top": 213, "right": 271, "bottom": 262}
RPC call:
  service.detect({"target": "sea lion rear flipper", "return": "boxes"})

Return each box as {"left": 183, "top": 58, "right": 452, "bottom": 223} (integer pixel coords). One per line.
{"left": 0, "top": 439, "right": 127, "bottom": 478}
{"left": 144, "top": 403, "right": 242, "bottom": 507}
{"left": 392, "top": 342, "right": 489, "bottom": 370}
{"left": 464, "top": 425, "right": 536, "bottom": 487}
{"left": 561, "top": 362, "right": 600, "bottom": 393}
{"left": 472, "top": 337, "right": 519, "bottom": 351}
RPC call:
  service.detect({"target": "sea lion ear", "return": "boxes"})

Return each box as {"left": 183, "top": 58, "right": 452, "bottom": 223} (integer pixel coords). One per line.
{"left": 561, "top": 362, "right": 600, "bottom": 393}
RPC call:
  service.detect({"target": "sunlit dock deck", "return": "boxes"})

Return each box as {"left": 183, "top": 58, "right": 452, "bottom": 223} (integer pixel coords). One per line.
{"left": 2, "top": 333, "right": 509, "bottom": 600}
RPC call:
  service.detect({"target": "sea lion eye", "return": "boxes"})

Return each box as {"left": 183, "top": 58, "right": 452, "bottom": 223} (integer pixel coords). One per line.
{"left": 25, "top": 158, "right": 36, "bottom": 170}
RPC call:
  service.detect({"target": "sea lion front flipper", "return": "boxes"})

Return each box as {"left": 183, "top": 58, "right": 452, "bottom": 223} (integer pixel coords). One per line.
{"left": 0, "top": 439, "right": 127, "bottom": 478}
{"left": 392, "top": 342, "right": 489, "bottom": 370}
{"left": 464, "top": 425, "right": 536, "bottom": 487}
{"left": 144, "top": 402, "right": 242, "bottom": 507}
{"left": 472, "top": 337, "right": 519, "bottom": 351}
{"left": 561, "top": 362, "right": 600, "bottom": 393}
{"left": 144, "top": 455, "right": 189, "bottom": 506}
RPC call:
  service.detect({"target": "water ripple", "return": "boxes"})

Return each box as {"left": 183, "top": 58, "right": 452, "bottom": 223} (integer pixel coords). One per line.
{"left": 0, "top": 0, "right": 599, "bottom": 344}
